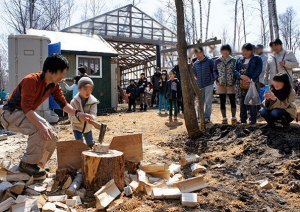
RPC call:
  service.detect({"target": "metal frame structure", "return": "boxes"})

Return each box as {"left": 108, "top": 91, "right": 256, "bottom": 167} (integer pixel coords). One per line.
{"left": 62, "top": 4, "right": 178, "bottom": 87}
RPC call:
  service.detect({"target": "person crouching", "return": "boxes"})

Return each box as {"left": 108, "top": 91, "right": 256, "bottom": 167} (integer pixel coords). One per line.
{"left": 260, "top": 73, "right": 297, "bottom": 129}
{"left": 69, "top": 77, "right": 99, "bottom": 148}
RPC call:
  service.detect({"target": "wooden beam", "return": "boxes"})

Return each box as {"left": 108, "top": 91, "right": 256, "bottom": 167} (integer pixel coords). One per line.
{"left": 161, "top": 40, "right": 222, "bottom": 53}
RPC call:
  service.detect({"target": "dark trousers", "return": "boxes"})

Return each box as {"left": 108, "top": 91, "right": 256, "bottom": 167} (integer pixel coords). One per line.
{"left": 260, "top": 108, "right": 293, "bottom": 125}
{"left": 151, "top": 89, "right": 159, "bottom": 106}
{"left": 128, "top": 98, "right": 136, "bottom": 111}
{"left": 168, "top": 100, "right": 178, "bottom": 117}
{"left": 220, "top": 94, "right": 236, "bottom": 117}
{"left": 240, "top": 95, "right": 257, "bottom": 124}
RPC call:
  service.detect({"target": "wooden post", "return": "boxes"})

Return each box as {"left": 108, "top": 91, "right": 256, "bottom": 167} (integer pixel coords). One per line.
{"left": 82, "top": 150, "right": 125, "bottom": 191}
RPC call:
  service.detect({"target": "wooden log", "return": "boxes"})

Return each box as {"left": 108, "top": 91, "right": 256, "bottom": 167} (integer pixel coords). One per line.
{"left": 12, "top": 195, "right": 39, "bottom": 212}
{"left": 47, "top": 195, "right": 67, "bottom": 203}
{"left": 66, "top": 172, "right": 83, "bottom": 196}
{"left": 179, "top": 154, "right": 200, "bottom": 166}
{"left": 42, "top": 202, "right": 56, "bottom": 212}
{"left": 0, "top": 197, "right": 15, "bottom": 211}
{"left": 82, "top": 150, "right": 125, "bottom": 191}
{"left": 151, "top": 187, "right": 181, "bottom": 199}
{"left": 6, "top": 172, "right": 31, "bottom": 181}
{"left": 62, "top": 176, "right": 72, "bottom": 190}
{"left": 94, "top": 179, "right": 121, "bottom": 210}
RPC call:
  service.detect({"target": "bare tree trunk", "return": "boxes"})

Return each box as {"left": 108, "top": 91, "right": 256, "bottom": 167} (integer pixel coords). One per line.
{"left": 175, "top": 0, "right": 203, "bottom": 139}
{"left": 240, "top": 0, "right": 247, "bottom": 43}
{"left": 268, "top": 0, "right": 274, "bottom": 40}
{"left": 233, "top": 0, "right": 238, "bottom": 51}
{"left": 199, "top": 0, "right": 203, "bottom": 42}
{"left": 271, "top": 0, "right": 279, "bottom": 39}
{"left": 205, "top": 0, "right": 211, "bottom": 40}
{"left": 258, "top": 0, "right": 266, "bottom": 46}
{"left": 191, "top": 0, "right": 197, "bottom": 43}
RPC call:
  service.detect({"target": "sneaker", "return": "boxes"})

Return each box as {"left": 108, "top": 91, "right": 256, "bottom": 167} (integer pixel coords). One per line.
{"left": 231, "top": 117, "right": 237, "bottom": 125}
{"left": 19, "top": 161, "right": 46, "bottom": 178}
{"left": 222, "top": 118, "right": 228, "bottom": 125}
{"left": 158, "top": 111, "right": 162, "bottom": 115}
{"left": 165, "top": 111, "right": 168, "bottom": 115}
{"left": 169, "top": 117, "right": 173, "bottom": 122}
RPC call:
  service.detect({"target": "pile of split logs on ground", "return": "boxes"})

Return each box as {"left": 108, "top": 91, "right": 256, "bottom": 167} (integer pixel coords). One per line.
{"left": 0, "top": 132, "right": 209, "bottom": 211}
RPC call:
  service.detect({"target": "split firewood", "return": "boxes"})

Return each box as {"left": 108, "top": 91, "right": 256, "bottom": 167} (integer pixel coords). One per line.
{"left": 55, "top": 202, "right": 69, "bottom": 210}
{"left": 94, "top": 179, "right": 121, "bottom": 210}
{"left": 169, "top": 163, "right": 181, "bottom": 176}
{"left": 148, "top": 176, "right": 162, "bottom": 183}
{"left": 0, "top": 160, "right": 18, "bottom": 173}
{"left": 0, "top": 197, "right": 15, "bottom": 212}
{"left": 179, "top": 154, "right": 200, "bottom": 166}
{"left": 25, "top": 188, "right": 41, "bottom": 196}
{"left": 72, "top": 196, "right": 82, "bottom": 205}
{"left": 129, "top": 180, "right": 139, "bottom": 191}
{"left": 66, "top": 199, "right": 76, "bottom": 207}
{"left": 0, "top": 181, "right": 13, "bottom": 194}
{"left": 43, "top": 178, "right": 54, "bottom": 192}
{"left": 140, "top": 180, "right": 167, "bottom": 196}
{"left": 47, "top": 195, "right": 67, "bottom": 203}
{"left": 151, "top": 187, "right": 181, "bottom": 199}
{"left": 181, "top": 193, "right": 198, "bottom": 207}
{"left": 124, "top": 185, "right": 133, "bottom": 196}
{"left": 260, "top": 180, "right": 273, "bottom": 189}
{"left": 1, "top": 190, "right": 16, "bottom": 202}
{"left": 13, "top": 195, "right": 39, "bottom": 211}
{"left": 28, "top": 183, "right": 47, "bottom": 193}
{"left": 35, "top": 194, "right": 47, "bottom": 209}
{"left": 167, "top": 174, "right": 183, "bottom": 186}
{"left": 176, "top": 175, "right": 207, "bottom": 193}
{"left": 0, "top": 134, "right": 8, "bottom": 141}
{"left": 62, "top": 176, "right": 72, "bottom": 190}
{"left": 66, "top": 172, "right": 83, "bottom": 196}
{"left": 190, "top": 163, "right": 207, "bottom": 175}
{"left": 6, "top": 172, "right": 31, "bottom": 181}
{"left": 47, "top": 173, "right": 56, "bottom": 179}
{"left": 0, "top": 169, "right": 7, "bottom": 181}
{"left": 42, "top": 202, "right": 57, "bottom": 211}
{"left": 140, "top": 163, "right": 168, "bottom": 173}
{"left": 9, "top": 181, "right": 25, "bottom": 195}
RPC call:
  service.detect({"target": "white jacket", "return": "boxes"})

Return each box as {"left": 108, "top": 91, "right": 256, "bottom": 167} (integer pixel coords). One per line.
{"left": 264, "top": 50, "right": 299, "bottom": 84}
{"left": 69, "top": 93, "right": 99, "bottom": 133}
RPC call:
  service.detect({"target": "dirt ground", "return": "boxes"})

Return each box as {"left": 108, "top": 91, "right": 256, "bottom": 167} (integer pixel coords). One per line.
{"left": 1, "top": 102, "right": 300, "bottom": 211}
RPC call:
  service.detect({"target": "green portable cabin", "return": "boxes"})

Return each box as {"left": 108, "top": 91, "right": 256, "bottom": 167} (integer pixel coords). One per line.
{"left": 27, "top": 29, "right": 119, "bottom": 114}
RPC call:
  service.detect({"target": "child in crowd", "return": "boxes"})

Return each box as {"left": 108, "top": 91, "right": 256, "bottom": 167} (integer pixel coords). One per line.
{"left": 137, "top": 73, "right": 148, "bottom": 111}
{"left": 214, "top": 44, "right": 237, "bottom": 125}
{"left": 260, "top": 73, "right": 297, "bottom": 129}
{"left": 69, "top": 77, "right": 99, "bottom": 148}
{"left": 166, "top": 70, "right": 181, "bottom": 122}
{"left": 62, "top": 76, "right": 81, "bottom": 98}
{"left": 145, "top": 82, "right": 153, "bottom": 107}
{"left": 126, "top": 79, "right": 137, "bottom": 112}
{"left": 158, "top": 72, "right": 168, "bottom": 114}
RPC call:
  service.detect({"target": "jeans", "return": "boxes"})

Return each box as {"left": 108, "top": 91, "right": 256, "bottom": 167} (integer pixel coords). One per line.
{"left": 260, "top": 108, "right": 293, "bottom": 125}
{"left": 73, "top": 130, "right": 95, "bottom": 147}
{"left": 168, "top": 100, "right": 178, "bottom": 117}
{"left": 240, "top": 95, "right": 257, "bottom": 124}
{"left": 158, "top": 93, "right": 168, "bottom": 112}
{"left": 197, "top": 84, "right": 214, "bottom": 120}
{"left": 139, "top": 93, "right": 147, "bottom": 110}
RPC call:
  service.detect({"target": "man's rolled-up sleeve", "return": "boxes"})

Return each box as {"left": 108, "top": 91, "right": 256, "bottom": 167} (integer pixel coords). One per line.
{"left": 52, "top": 85, "right": 68, "bottom": 109}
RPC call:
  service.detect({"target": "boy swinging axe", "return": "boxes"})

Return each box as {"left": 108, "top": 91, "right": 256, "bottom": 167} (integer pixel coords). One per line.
{"left": 0, "top": 55, "right": 94, "bottom": 177}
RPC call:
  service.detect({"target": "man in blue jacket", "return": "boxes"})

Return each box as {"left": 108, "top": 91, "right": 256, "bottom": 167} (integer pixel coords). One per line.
{"left": 193, "top": 47, "right": 215, "bottom": 123}
{"left": 234, "top": 43, "right": 263, "bottom": 124}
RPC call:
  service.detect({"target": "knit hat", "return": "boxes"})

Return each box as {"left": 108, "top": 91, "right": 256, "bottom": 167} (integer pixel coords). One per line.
{"left": 78, "top": 77, "right": 94, "bottom": 88}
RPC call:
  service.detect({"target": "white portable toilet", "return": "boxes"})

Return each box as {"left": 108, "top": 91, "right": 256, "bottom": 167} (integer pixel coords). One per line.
{"left": 8, "top": 34, "right": 59, "bottom": 123}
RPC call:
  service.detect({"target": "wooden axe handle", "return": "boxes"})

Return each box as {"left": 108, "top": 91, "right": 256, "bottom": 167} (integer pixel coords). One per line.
{"left": 89, "top": 120, "right": 101, "bottom": 130}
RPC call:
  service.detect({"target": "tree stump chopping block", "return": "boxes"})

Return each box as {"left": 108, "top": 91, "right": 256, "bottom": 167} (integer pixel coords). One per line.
{"left": 82, "top": 150, "right": 125, "bottom": 191}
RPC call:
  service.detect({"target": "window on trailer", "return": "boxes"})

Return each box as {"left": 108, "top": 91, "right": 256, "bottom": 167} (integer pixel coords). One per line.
{"left": 76, "top": 55, "right": 102, "bottom": 78}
